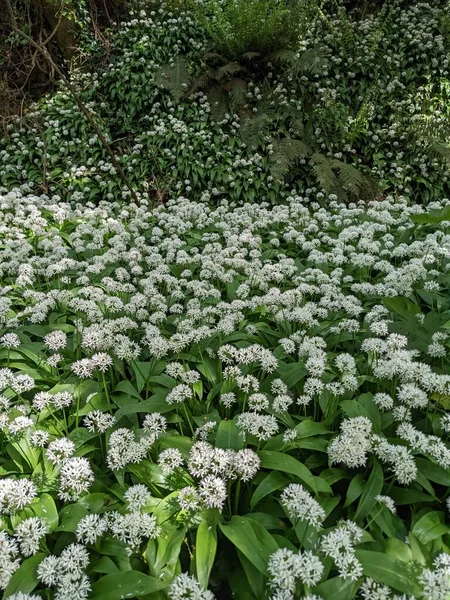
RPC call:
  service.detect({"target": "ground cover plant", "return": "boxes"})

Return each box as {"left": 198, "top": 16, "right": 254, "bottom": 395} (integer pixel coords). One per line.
{"left": 1, "top": 0, "right": 450, "bottom": 599}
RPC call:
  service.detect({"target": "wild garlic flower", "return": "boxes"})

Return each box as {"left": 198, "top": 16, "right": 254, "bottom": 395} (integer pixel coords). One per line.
{"left": 0, "top": 478, "right": 37, "bottom": 514}
{"left": 14, "top": 517, "right": 47, "bottom": 556}
{"left": 83, "top": 410, "right": 115, "bottom": 433}
{"left": 0, "top": 531, "right": 20, "bottom": 589}
{"left": 159, "top": 448, "right": 184, "bottom": 474}
{"left": 59, "top": 457, "right": 94, "bottom": 501}
{"left": 328, "top": 416, "right": 373, "bottom": 468}
{"left": 168, "top": 573, "right": 215, "bottom": 600}
{"left": 76, "top": 514, "right": 108, "bottom": 545}
{"left": 375, "top": 495, "right": 396, "bottom": 515}
{"left": 43, "top": 330, "right": 67, "bottom": 351}
{"left": 280, "top": 483, "right": 326, "bottom": 528}
{"left": 46, "top": 438, "right": 75, "bottom": 465}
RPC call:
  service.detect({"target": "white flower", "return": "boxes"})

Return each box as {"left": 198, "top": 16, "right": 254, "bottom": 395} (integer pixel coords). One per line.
{"left": 124, "top": 484, "right": 152, "bottom": 511}
{"left": 168, "top": 573, "right": 215, "bottom": 600}
{"left": 59, "top": 457, "right": 94, "bottom": 501}
{"left": 14, "top": 517, "right": 47, "bottom": 556}
{"left": 280, "top": 483, "right": 325, "bottom": 528}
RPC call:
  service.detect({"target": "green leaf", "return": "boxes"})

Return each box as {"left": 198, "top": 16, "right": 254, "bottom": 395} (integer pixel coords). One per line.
{"left": 219, "top": 516, "right": 278, "bottom": 575}
{"left": 196, "top": 520, "right": 217, "bottom": 589}
{"left": 382, "top": 296, "right": 420, "bottom": 318}
{"left": 276, "top": 361, "right": 308, "bottom": 389}
{"left": 215, "top": 419, "right": 244, "bottom": 450}
{"left": 416, "top": 458, "right": 450, "bottom": 486}
{"left": 114, "top": 394, "right": 173, "bottom": 419}
{"left": 354, "top": 459, "right": 383, "bottom": 522}
{"left": 344, "top": 473, "right": 365, "bottom": 508}
{"left": 412, "top": 511, "right": 450, "bottom": 546}
{"left": 250, "top": 471, "right": 289, "bottom": 510}
{"left": 90, "top": 571, "right": 168, "bottom": 599}
{"left": 3, "top": 552, "right": 45, "bottom": 597}
{"left": 154, "top": 525, "right": 186, "bottom": 581}
{"left": 313, "top": 576, "right": 360, "bottom": 600}
{"left": 355, "top": 550, "right": 421, "bottom": 596}
{"left": 294, "top": 419, "right": 330, "bottom": 438}
{"left": 237, "top": 550, "right": 264, "bottom": 598}
{"left": 113, "top": 380, "right": 141, "bottom": 400}
{"left": 56, "top": 503, "right": 88, "bottom": 532}
{"left": 410, "top": 205, "right": 450, "bottom": 224}
{"left": 30, "top": 493, "right": 59, "bottom": 531}
{"left": 258, "top": 451, "right": 331, "bottom": 494}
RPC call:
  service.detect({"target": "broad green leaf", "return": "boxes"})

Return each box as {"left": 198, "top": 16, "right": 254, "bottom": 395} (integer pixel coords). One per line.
{"left": 56, "top": 503, "right": 88, "bottom": 532}
{"left": 3, "top": 552, "right": 45, "bottom": 597}
{"left": 410, "top": 205, "right": 450, "bottom": 224}
{"left": 416, "top": 458, "right": 450, "bottom": 486}
{"left": 354, "top": 460, "right": 383, "bottom": 522}
{"left": 385, "top": 538, "right": 413, "bottom": 563}
{"left": 276, "top": 361, "right": 308, "bottom": 389}
{"left": 237, "top": 550, "right": 264, "bottom": 599}
{"left": 258, "top": 451, "right": 331, "bottom": 494}
{"left": 294, "top": 419, "right": 330, "bottom": 438}
{"left": 131, "top": 361, "right": 155, "bottom": 392}
{"left": 344, "top": 473, "right": 365, "bottom": 508}
{"left": 382, "top": 296, "right": 420, "bottom": 318}
{"left": 390, "top": 486, "right": 435, "bottom": 505}
{"left": 215, "top": 419, "right": 244, "bottom": 450}
{"left": 250, "top": 471, "right": 289, "bottom": 510}
{"left": 196, "top": 520, "right": 217, "bottom": 588}
{"left": 355, "top": 550, "right": 421, "bottom": 596}
{"left": 219, "top": 516, "right": 278, "bottom": 575}
{"left": 113, "top": 380, "right": 141, "bottom": 400}
{"left": 30, "top": 493, "right": 59, "bottom": 531}
{"left": 90, "top": 571, "right": 168, "bottom": 599}
{"left": 154, "top": 525, "right": 186, "bottom": 581}
{"left": 114, "top": 393, "right": 173, "bottom": 419}
{"left": 91, "top": 556, "right": 119, "bottom": 574}
{"left": 313, "top": 575, "right": 360, "bottom": 600}
{"left": 412, "top": 511, "right": 450, "bottom": 546}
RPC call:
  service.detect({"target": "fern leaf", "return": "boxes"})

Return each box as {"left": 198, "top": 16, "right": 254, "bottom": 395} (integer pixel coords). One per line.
{"left": 207, "top": 85, "right": 230, "bottom": 122}
{"left": 310, "top": 153, "right": 340, "bottom": 194}
{"left": 269, "top": 137, "right": 311, "bottom": 181}
{"left": 427, "top": 140, "right": 450, "bottom": 163}
{"left": 331, "top": 159, "right": 364, "bottom": 196}
{"left": 216, "top": 62, "right": 247, "bottom": 81}
{"left": 228, "top": 77, "right": 248, "bottom": 109}
{"left": 154, "top": 57, "right": 192, "bottom": 100}
{"left": 239, "top": 112, "right": 273, "bottom": 149}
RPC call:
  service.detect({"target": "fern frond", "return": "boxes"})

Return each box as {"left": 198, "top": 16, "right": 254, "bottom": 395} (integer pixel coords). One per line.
{"left": 310, "top": 153, "right": 340, "bottom": 195}
{"left": 207, "top": 85, "right": 230, "bottom": 121}
{"left": 241, "top": 52, "right": 261, "bottom": 61}
{"left": 154, "top": 57, "right": 192, "bottom": 101}
{"left": 187, "top": 68, "right": 215, "bottom": 95}
{"left": 239, "top": 112, "right": 273, "bottom": 149}
{"left": 269, "top": 48, "right": 297, "bottom": 65}
{"left": 269, "top": 137, "right": 312, "bottom": 181}
{"left": 227, "top": 78, "right": 248, "bottom": 110}
{"left": 331, "top": 159, "right": 365, "bottom": 196}
{"left": 216, "top": 62, "right": 247, "bottom": 80}
{"left": 427, "top": 140, "right": 450, "bottom": 163}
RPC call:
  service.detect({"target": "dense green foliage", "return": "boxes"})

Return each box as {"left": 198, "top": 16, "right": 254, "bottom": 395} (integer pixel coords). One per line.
{"left": 1, "top": 1, "right": 450, "bottom": 599}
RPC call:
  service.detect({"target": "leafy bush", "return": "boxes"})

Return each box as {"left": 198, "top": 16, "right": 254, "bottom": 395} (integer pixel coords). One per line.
{"left": 183, "top": 0, "right": 312, "bottom": 61}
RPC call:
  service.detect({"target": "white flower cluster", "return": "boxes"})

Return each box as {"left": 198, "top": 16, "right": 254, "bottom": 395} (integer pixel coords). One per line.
{"left": 180, "top": 442, "right": 261, "bottom": 510}
{"left": 37, "top": 543, "right": 91, "bottom": 600}
{"left": 267, "top": 547, "right": 324, "bottom": 599}
{"left": 76, "top": 484, "right": 159, "bottom": 553}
